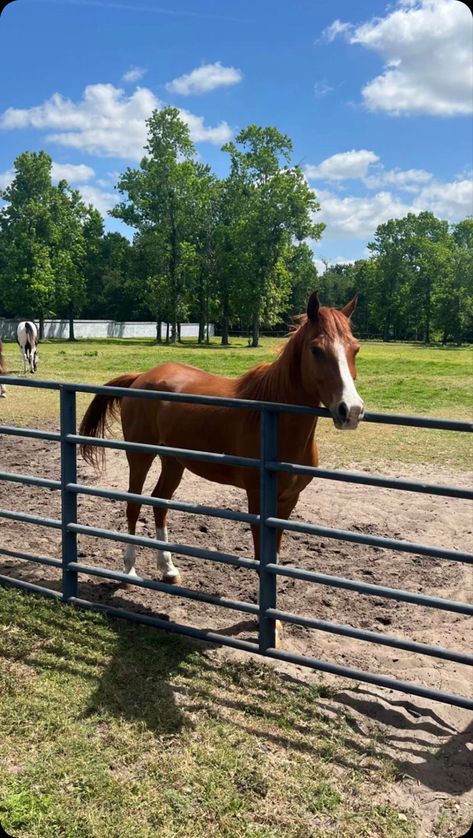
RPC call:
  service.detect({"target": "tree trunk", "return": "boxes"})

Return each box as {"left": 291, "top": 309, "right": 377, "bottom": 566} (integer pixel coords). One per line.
{"left": 251, "top": 314, "right": 260, "bottom": 348}
{"left": 165, "top": 322, "right": 170, "bottom": 344}
{"left": 68, "top": 305, "right": 75, "bottom": 341}
{"left": 205, "top": 290, "right": 210, "bottom": 345}
{"left": 155, "top": 319, "right": 162, "bottom": 342}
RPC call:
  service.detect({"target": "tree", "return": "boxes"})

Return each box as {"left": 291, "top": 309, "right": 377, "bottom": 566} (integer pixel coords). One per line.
{"left": 111, "top": 107, "right": 205, "bottom": 342}
{"left": 0, "top": 151, "right": 90, "bottom": 339}
{"left": 0, "top": 151, "right": 57, "bottom": 333}
{"left": 222, "top": 125, "right": 324, "bottom": 346}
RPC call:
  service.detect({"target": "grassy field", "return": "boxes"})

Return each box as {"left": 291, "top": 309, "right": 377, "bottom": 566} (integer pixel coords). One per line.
{"left": 0, "top": 587, "right": 417, "bottom": 838}
{"left": 1, "top": 336, "right": 471, "bottom": 469}
{"left": 1, "top": 341, "right": 471, "bottom": 836}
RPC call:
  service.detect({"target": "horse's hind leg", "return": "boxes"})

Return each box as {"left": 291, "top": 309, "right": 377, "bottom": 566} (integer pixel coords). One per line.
{"left": 151, "top": 457, "right": 184, "bottom": 585}
{"left": 124, "top": 452, "right": 155, "bottom": 577}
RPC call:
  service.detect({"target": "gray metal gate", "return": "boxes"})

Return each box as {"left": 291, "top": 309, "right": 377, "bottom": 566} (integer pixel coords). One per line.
{"left": 1, "top": 376, "right": 472, "bottom": 709}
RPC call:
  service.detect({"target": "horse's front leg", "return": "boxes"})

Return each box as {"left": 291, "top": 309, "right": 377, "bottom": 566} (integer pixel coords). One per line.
{"left": 124, "top": 453, "right": 155, "bottom": 578}
{"left": 150, "top": 457, "right": 184, "bottom": 584}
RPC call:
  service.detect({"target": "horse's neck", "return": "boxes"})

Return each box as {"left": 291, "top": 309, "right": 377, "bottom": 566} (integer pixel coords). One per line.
{"left": 237, "top": 329, "right": 319, "bottom": 408}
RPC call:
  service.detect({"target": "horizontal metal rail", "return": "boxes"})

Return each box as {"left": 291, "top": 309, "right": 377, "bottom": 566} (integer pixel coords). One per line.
{"left": 67, "top": 482, "right": 260, "bottom": 525}
{"left": 266, "top": 517, "right": 473, "bottom": 564}
{"left": 68, "top": 522, "right": 260, "bottom": 571}
{"left": 0, "top": 509, "right": 62, "bottom": 529}
{"left": 0, "top": 546, "right": 61, "bottom": 569}
{"left": 69, "top": 433, "right": 259, "bottom": 470}
{"left": 68, "top": 561, "right": 259, "bottom": 616}
{"left": 0, "top": 471, "right": 61, "bottom": 491}
{"left": 1, "top": 377, "right": 471, "bottom": 431}
{"left": 264, "top": 647, "right": 473, "bottom": 711}
{"left": 0, "top": 574, "right": 62, "bottom": 599}
{"left": 266, "top": 607, "right": 473, "bottom": 666}
{"left": 267, "top": 564, "right": 473, "bottom": 615}
{"left": 0, "top": 424, "right": 61, "bottom": 442}
{"left": 268, "top": 462, "right": 473, "bottom": 500}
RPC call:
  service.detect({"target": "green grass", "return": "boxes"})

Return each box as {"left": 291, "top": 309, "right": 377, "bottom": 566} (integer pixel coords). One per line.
{"left": 1, "top": 337, "right": 472, "bottom": 469}
{"left": 0, "top": 587, "right": 417, "bottom": 838}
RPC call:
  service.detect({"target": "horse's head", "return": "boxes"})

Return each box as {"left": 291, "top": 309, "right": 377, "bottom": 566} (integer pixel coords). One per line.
{"left": 301, "top": 291, "right": 364, "bottom": 430}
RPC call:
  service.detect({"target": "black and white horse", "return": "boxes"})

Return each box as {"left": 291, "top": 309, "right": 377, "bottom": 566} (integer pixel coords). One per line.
{"left": 17, "top": 321, "right": 38, "bottom": 374}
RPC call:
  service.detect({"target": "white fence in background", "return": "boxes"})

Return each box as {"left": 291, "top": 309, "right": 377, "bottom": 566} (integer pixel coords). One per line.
{"left": 0, "top": 320, "right": 214, "bottom": 340}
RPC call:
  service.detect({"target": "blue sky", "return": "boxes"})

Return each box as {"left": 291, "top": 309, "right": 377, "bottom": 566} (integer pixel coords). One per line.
{"left": 0, "top": 0, "right": 472, "bottom": 269}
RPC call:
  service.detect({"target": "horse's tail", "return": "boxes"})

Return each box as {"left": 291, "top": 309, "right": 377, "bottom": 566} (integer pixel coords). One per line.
{"left": 79, "top": 372, "right": 141, "bottom": 469}
{"left": 25, "top": 321, "right": 35, "bottom": 344}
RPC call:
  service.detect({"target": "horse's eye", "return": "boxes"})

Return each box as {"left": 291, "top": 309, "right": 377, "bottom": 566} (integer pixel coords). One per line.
{"left": 311, "top": 346, "right": 325, "bottom": 361}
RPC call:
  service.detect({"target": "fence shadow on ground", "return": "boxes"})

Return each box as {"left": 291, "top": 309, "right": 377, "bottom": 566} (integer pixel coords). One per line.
{"left": 1, "top": 564, "right": 471, "bottom": 800}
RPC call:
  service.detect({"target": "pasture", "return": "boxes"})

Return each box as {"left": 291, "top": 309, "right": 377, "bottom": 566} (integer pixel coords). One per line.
{"left": 0, "top": 336, "right": 472, "bottom": 837}
{"left": 0, "top": 335, "right": 472, "bottom": 468}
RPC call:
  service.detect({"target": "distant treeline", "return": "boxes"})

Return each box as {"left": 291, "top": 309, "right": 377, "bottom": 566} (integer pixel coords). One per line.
{"left": 0, "top": 107, "right": 471, "bottom": 345}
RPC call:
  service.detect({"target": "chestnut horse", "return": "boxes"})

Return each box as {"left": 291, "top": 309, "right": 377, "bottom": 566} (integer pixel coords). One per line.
{"left": 79, "top": 292, "right": 364, "bottom": 583}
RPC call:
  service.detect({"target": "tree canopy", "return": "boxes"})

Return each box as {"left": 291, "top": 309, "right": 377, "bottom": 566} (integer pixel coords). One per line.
{"left": 0, "top": 114, "right": 472, "bottom": 344}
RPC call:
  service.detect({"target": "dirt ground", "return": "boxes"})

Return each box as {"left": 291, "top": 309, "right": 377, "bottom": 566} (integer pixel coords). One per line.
{"left": 1, "top": 429, "right": 472, "bottom": 837}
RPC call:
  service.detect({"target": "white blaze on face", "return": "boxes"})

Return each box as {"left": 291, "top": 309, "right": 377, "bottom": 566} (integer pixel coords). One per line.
{"left": 332, "top": 340, "right": 364, "bottom": 429}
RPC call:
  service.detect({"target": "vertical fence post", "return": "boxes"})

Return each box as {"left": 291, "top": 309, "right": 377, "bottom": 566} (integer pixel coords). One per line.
{"left": 60, "top": 385, "right": 78, "bottom": 600}
{"left": 258, "top": 408, "right": 279, "bottom": 652}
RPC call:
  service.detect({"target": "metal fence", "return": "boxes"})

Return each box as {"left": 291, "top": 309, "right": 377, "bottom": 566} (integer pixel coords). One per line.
{"left": 0, "top": 376, "right": 472, "bottom": 710}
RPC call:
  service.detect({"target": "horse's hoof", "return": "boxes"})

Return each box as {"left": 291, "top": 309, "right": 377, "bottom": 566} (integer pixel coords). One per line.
{"left": 0, "top": 393, "right": 6, "bottom": 398}
{"left": 162, "top": 570, "right": 181, "bottom": 585}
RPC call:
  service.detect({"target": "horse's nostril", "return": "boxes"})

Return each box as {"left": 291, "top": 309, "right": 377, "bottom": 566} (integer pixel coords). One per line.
{"left": 338, "top": 402, "right": 348, "bottom": 422}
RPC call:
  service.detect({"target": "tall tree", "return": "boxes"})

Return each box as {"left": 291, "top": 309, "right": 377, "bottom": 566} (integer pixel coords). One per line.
{"left": 0, "top": 151, "right": 90, "bottom": 339}
{"left": 222, "top": 126, "right": 324, "bottom": 346}
{"left": 111, "top": 107, "right": 205, "bottom": 342}
{"left": 0, "top": 151, "right": 57, "bottom": 333}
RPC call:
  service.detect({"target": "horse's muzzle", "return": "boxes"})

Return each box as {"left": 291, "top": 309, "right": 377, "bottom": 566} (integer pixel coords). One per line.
{"left": 330, "top": 399, "right": 364, "bottom": 430}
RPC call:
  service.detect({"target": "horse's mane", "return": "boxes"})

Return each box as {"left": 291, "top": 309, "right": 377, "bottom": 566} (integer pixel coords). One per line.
{"left": 235, "top": 306, "right": 351, "bottom": 404}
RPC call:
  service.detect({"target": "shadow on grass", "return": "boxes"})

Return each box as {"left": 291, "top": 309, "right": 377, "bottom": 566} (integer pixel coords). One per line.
{"left": 1, "top": 566, "right": 471, "bottom": 798}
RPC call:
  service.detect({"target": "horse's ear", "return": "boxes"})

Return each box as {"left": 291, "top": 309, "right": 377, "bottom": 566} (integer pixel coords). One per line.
{"left": 307, "top": 290, "right": 320, "bottom": 323}
{"left": 342, "top": 293, "right": 359, "bottom": 319}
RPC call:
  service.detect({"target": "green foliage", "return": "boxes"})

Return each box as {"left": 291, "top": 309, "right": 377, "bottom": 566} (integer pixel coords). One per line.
{"left": 0, "top": 151, "right": 98, "bottom": 336}
{"left": 0, "top": 136, "right": 471, "bottom": 345}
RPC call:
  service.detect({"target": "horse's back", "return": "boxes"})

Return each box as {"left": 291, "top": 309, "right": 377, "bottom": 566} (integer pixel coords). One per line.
{"left": 131, "top": 362, "right": 236, "bottom": 397}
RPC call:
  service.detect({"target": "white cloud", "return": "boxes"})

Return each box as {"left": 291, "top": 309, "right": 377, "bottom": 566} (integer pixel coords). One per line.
{"left": 122, "top": 66, "right": 147, "bottom": 84}
{"left": 0, "top": 169, "right": 13, "bottom": 191}
{"left": 364, "top": 167, "right": 432, "bottom": 191}
{"left": 321, "top": 19, "right": 353, "bottom": 42}
{"left": 316, "top": 175, "right": 472, "bottom": 242}
{"left": 0, "top": 83, "right": 232, "bottom": 159}
{"left": 78, "top": 185, "right": 117, "bottom": 215}
{"left": 166, "top": 61, "right": 242, "bottom": 95}
{"left": 414, "top": 178, "right": 473, "bottom": 219}
{"left": 313, "top": 80, "right": 333, "bottom": 98}
{"left": 326, "top": 0, "right": 473, "bottom": 116}
{"left": 305, "top": 150, "right": 380, "bottom": 181}
{"left": 51, "top": 162, "right": 95, "bottom": 183}
{"left": 316, "top": 188, "right": 414, "bottom": 240}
